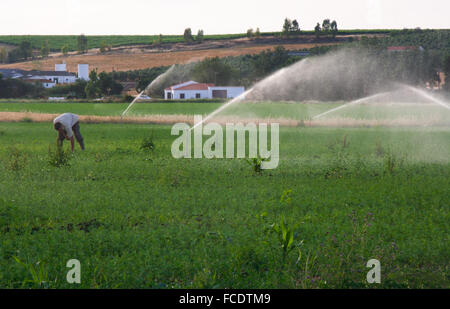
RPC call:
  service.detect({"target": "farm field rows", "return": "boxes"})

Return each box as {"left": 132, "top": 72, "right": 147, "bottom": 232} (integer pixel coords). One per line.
{"left": 0, "top": 31, "right": 391, "bottom": 51}
{"left": 0, "top": 42, "right": 339, "bottom": 73}
{"left": 0, "top": 119, "right": 449, "bottom": 288}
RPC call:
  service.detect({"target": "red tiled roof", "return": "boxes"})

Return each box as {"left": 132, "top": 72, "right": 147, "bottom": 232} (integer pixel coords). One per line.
{"left": 175, "top": 83, "right": 215, "bottom": 90}
{"left": 165, "top": 82, "right": 214, "bottom": 91}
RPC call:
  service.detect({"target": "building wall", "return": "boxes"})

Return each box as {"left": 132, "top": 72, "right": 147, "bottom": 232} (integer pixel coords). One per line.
{"left": 28, "top": 75, "right": 76, "bottom": 84}
{"left": 171, "top": 89, "right": 209, "bottom": 99}
{"left": 78, "top": 64, "right": 90, "bottom": 81}
{"left": 208, "top": 87, "right": 245, "bottom": 99}
{"left": 165, "top": 87, "right": 245, "bottom": 100}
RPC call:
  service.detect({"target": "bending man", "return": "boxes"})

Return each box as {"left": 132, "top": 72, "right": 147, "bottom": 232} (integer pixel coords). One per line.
{"left": 53, "top": 113, "right": 85, "bottom": 152}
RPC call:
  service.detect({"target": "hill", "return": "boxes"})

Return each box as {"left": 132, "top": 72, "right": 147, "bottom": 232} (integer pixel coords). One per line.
{"left": 0, "top": 35, "right": 353, "bottom": 72}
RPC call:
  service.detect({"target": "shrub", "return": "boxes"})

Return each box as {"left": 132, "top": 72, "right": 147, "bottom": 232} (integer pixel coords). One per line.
{"left": 8, "top": 147, "right": 27, "bottom": 172}
{"left": 140, "top": 132, "right": 155, "bottom": 151}
{"left": 383, "top": 149, "right": 405, "bottom": 175}
{"left": 246, "top": 156, "right": 267, "bottom": 173}
{"left": 48, "top": 144, "right": 71, "bottom": 167}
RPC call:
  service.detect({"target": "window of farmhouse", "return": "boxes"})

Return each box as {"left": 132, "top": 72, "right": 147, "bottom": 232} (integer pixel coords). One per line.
{"left": 180, "top": 93, "right": 185, "bottom": 99}
{"left": 196, "top": 93, "right": 201, "bottom": 98}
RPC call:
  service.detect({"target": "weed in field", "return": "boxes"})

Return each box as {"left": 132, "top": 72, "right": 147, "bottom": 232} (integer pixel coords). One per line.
{"left": 342, "top": 134, "right": 350, "bottom": 149}
{"left": 140, "top": 133, "right": 155, "bottom": 152}
{"left": 324, "top": 152, "right": 350, "bottom": 179}
{"left": 13, "top": 256, "right": 50, "bottom": 288}
{"left": 375, "top": 140, "right": 385, "bottom": 157}
{"left": 48, "top": 144, "right": 71, "bottom": 167}
{"left": 383, "top": 149, "right": 405, "bottom": 175}
{"left": 246, "top": 157, "right": 267, "bottom": 173}
{"left": 7, "top": 147, "right": 27, "bottom": 172}
{"left": 328, "top": 134, "right": 350, "bottom": 152}
{"left": 280, "top": 189, "right": 292, "bottom": 207}
{"left": 271, "top": 215, "right": 299, "bottom": 260}
{"left": 192, "top": 267, "right": 220, "bottom": 289}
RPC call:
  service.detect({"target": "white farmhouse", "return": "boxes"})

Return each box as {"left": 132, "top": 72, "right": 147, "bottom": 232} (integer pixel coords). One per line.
{"left": 23, "top": 70, "right": 77, "bottom": 88}
{"left": 18, "top": 63, "right": 90, "bottom": 88}
{"left": 164, "top": 81, "right": 245, "bottom": 100}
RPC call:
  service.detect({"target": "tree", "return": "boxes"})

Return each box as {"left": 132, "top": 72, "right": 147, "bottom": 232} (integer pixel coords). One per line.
{"left": 291, "top": 19, "right": 300, "bottom": 33}
{"left": 19, "top": 41, "right": 33, "bottom": 60}
{"left": 98, "top": 71, "right": 123, "bottom": 95}
{"left": 314, "top": 23, "right": 321, "bottom": 39}
{"left": 61, "top": 45, "right": 69, "bottom": 56}
{"left": 331, "top": 20, "right": 338, "bottom": 37}
{"left": 282, "top": 18, "right": 292, "bottom": 37}
{"left": 255, "top": 27, "right": 261, "bottom": 39}
{"left": 183, "top": 28, "right": 194, "bottom": 43}
{"left": 246, "top": 28, "right": 254, "bottom": 39}
{"left": 77, "top": 34, "right": 88, "bottom": 53}
{"left": 192, "top": 57, "right": 235, "bottom": 85}
{"left": 158, "top": 34, "right": 163, "bottom": 45}
{"left": 197, "top": 30, "right": 204, "bottom": 43}
{"left": 322, "top": 19, "right": 331, "bottom": 35}
{"left": 40, "top": 40, "right": 50, "bottom": 58}
{"left": 0, "top": 48, "right": 7, "bottom": 63}
{"left": 85, "top": 69, "right": 101, "bottom": 98}
{"left": 251, "top": 46, "right": 289, "bottom": 77}
{"left": 99, "top": 41, "right": 107, "bottom": 53}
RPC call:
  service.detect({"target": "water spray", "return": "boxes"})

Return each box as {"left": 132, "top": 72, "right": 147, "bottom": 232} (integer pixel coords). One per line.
{"left": 121, "top": 65, "right": 176, "bottom": 116}
{"left": 121, "top": 91, "right": 144, "bottom": 116}
{"left": 312, "top": 91, "right": 392, "bottom": 120}
{"left": 190, "top": 88, "right": 254, "bottom": 130}
{"left": 402, "top": 85, "right": 450, "bottom": 111}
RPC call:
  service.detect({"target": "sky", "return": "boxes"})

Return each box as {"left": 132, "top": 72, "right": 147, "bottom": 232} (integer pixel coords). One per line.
{"left": 1, "top": 0, "right": 449, "bottom": 35}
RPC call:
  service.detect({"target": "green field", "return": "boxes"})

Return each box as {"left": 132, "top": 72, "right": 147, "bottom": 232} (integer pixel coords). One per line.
{"left": 0, "top": 108, "right": 449, "bottom": 288}
{"left": 0, "top": 30, "right": 393, "bottom": 51}
{"left": 0, "top": 102, "right": 222, "bottom": 117}
{"left": 1, "top": 101, "right": 449, "bottom": 124}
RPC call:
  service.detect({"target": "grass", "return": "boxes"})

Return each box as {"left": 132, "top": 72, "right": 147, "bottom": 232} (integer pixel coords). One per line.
{"left": 1, "top": 101, "right": 449, "bottom": 121}
{"left": 0, "top": 121, "right": 448, "bottom": 288}
{"left": 0, "top": 102, "right": 222, "bottom": 117}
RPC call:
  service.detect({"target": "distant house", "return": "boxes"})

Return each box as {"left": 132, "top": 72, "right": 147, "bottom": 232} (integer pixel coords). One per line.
{"left": 0, "top": 63, "right": 89, "bottom": 88}
{"left": 23, "top": 78, "right": 57, "bottom": 88}
{"left": 164, "top": 81, "right": 245, "bottom": 100}
{"left": 23, "top": 70, "right": 77, "bottom": 88}
{"left": 0, "top": 69, "right": 27, "bottom": 79}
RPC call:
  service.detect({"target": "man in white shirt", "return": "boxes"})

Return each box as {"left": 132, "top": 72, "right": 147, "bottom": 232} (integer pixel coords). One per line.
{"left": 53, "top": 113, "right": 85, "bottom": 152}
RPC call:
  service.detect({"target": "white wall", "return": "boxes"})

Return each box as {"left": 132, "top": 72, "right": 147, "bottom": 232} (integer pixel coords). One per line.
{"left": 208, "top": 87, "right": 245, "bottom": 99}
{"left": 43, "top": 82, "right": 57, "bottom": 88}
{"left": 173, "top": 89, "right": 209, "bottom": 99}
{"left": 78, "top": 64, "right": 90, "bottom": 81}
{"left": 28, "top": 75, "right": 76, "bottom": 84}
{"left": 164, "top": 83, "right": 245, "bottom": 100}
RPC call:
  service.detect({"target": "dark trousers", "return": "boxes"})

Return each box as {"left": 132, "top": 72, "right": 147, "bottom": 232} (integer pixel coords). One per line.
{"left": 58, "top": 122, "right": 85, "bottom": 150}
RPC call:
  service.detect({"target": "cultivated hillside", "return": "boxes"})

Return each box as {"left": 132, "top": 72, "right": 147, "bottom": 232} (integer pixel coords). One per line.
{"left": 0, "top": 35, "right": 362, "bottom": 72}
